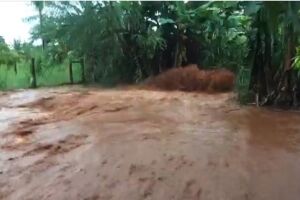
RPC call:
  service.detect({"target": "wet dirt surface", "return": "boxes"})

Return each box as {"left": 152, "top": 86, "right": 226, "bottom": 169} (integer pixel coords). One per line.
{"left": 1, "top": 86, "right": 300, "bottom": 200}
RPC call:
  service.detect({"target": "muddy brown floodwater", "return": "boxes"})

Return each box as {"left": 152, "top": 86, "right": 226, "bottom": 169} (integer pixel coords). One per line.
{"left": 1, "top": 86, "right": 300, "bottom": 200}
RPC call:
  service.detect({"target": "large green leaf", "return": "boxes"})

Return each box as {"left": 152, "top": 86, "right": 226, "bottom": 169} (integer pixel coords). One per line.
{"left": 158, "top": 17, "right": 175, "bottom": 25}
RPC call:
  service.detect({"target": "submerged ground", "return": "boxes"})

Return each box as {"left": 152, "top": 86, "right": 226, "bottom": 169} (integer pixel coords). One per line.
{"left": 0, "top": 86, "right": 300, "bottom": 200}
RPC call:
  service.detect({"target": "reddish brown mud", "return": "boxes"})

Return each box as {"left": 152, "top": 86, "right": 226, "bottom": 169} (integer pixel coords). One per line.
{"left": 0, "top": 86, "right": 300, "bottom": 200}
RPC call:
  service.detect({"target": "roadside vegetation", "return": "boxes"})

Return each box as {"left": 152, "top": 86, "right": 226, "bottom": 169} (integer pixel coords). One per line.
{"left": 0, "top": 1, "right": 299, "bottom": 106}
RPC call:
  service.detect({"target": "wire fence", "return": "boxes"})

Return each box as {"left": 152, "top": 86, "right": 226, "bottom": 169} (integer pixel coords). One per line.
{"left": 0, "top": 59, "right": 84, "bottom": 90}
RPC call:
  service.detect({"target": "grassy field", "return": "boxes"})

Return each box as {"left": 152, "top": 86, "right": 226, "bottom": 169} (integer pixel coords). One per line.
{"left": 0, "top": 61, "right": 82, "bottom": 90}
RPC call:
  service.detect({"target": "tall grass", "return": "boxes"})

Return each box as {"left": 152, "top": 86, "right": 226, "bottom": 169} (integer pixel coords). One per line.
{"left": 37, "top": 61, "right": 82, "bottom": 87}
{"left": 0, "top": 62, "right": 31, "bottom": 90}
{"left": 0, "top": 60, "right": 82, "bottom": 90}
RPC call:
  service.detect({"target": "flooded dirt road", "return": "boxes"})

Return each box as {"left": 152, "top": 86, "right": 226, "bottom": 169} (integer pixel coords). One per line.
{"left": 1, "top": 86, "right": 300, "bottom": 200}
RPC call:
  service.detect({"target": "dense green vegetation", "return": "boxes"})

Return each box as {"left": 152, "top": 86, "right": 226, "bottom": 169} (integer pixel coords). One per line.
{"left": 0, "top": 1, "right": 300, "bottom": 106}
{"left": 0, "top": 39, "right": 82, "bottom": 89}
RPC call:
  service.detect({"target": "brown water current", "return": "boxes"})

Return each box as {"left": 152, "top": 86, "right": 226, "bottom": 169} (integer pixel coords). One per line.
{"left": 0, "top": 86, "right": 300, "bottom": 200}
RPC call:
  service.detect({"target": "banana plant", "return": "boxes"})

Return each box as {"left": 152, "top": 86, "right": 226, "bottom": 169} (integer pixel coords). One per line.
{"left": 244, "top": 1, "right": 300, "bottom": 105}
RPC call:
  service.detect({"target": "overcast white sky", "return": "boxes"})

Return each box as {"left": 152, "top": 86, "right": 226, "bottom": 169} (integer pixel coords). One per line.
{"left": 0, "top": 1, "right": 36, "bottom": 45}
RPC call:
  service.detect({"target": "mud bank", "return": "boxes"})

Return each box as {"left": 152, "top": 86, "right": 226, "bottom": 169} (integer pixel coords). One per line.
{"left": 1, "top": 86, "right": 300, "bottom": 200}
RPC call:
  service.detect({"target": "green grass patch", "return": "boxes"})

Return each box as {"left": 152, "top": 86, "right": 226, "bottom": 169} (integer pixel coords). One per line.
{"left": 0, "top": 60, "right": 82, "bottom": 90}
{"left": 37, "top": 61, "right": 82, "bottom": 87}
{"left": 0, "top": 62, "right": 31, "bottom": 90}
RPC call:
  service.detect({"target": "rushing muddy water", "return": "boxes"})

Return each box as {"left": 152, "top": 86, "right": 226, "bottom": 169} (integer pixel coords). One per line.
{"left": 1, "top": 86, "right": 300, "bottom": 200}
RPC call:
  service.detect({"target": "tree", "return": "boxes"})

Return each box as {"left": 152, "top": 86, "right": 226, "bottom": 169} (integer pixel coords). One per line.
{"left": 0, "top": 36, "right": 5, "bottom": 44}
{"left": 23, "top": 0, "right": 300, "bottom": 108}
{"left": 30, "top": 1, "right": 54, "bottom": 50}
{"left": 0, "top": 37, "right": 19, "bottom": 73}
{"left": 244, "top": 1, "right": 300, "bottom": 106}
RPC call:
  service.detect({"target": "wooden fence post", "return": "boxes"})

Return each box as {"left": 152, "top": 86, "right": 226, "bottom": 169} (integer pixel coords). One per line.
{"left": 14, "top": 62, "right": 17, "bottom": 74}
{"left": 80, "top": 58, "right": 85, "bottom": 83}
{"left": 30, "top": 58, "right": 37, "bottom": 88}
{"left": 69, "top": 61, "right": 74, "bottom": 84}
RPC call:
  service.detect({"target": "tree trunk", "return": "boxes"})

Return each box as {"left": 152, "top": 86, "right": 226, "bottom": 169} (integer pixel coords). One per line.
{"left": 274, "top": 23, "right": 296, "bottom": 106}
{"left": 284, "top": 25, "right": 294, "bottom": 72}
{"left": 173, "top": 38, "right": 179, "bottom": 68}
{"left": 39, "top": 9, "right": 45, "bottom": 50}
{"left": 263, "top": 22, "right": 273, "bottom": 94}
{"left": 249, "top": 27, "right": 264, "bottom": 96}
